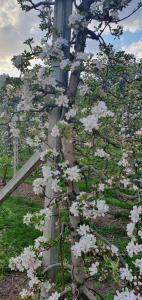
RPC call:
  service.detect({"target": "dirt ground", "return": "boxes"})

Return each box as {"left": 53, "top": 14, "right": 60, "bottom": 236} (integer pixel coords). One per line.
{"left": 0, "top": 272, "right": 27, "bottom": 300}
{"left": 12, "top": 182, "right": 43, "bottom": 204}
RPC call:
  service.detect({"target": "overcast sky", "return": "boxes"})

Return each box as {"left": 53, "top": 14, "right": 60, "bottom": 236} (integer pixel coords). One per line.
{"left": 0, "top": 0, "right": 142, "bottom": 76}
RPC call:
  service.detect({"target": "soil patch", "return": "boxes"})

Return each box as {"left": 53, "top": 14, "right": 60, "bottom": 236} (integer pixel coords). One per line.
{"left": 12, "top": 183, "right": 43, "bottom": 204}
{"left": 0, "top": 272, "right": 27, "bottom": 300}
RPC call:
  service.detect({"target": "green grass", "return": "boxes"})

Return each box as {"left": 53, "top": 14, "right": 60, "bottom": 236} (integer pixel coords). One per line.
{"left": 0, "top": 196, "right": 42, "bottom": 278}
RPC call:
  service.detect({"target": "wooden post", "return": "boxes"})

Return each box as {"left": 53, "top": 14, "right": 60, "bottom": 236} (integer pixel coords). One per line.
{"left": 42, "top": 0, "right": 72, "bottom": 282}
{"left": 13, "top": 136, "right": 19, "bottom": 177}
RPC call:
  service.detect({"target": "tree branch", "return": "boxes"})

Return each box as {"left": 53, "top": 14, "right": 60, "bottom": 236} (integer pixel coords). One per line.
{"left": 93, "top": 129, "right": 120, "bottom": 148}
{"left": 43, "top": 263, "right": 71, "bottom": 274}
{"left": 24, "top": 0, "right": 55, "bottom": 11}
{"left": 80, "top": 285, "right": 97, "bottom": 300}
{"left": 118, "top": 3, "right": 142, "bottom": 23}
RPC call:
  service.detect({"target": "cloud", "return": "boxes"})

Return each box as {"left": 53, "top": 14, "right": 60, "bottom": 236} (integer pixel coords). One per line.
{"left": 0, "top": 0, "right": 142, "bottom": 76}
{"left": 118, "top": 0, "right": 142, "bottom": 33}
{"left": 125, "top": 40, "right": 142, "bottom": 58}
{"left": 123, "top": 19, "right": 142, "bottom": 33}
{"left": 0, "top": 0, "right": 42, "bottom": 75}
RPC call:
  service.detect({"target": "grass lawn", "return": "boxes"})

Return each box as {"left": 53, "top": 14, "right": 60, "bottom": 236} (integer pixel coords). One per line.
{"left": 0, "top": 196, "right": 42, "bottom": 278}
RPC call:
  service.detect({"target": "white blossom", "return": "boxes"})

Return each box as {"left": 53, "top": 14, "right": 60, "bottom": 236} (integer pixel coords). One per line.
{"left": 42, "top": 166, "right": 52, "bottom": 180}
{"left": 80, "top": 115, "right": 99, "bottom": 132}
{"left": 70, "top": 61, "right": 81, "bottom": 72}
{"left": 70, "top": 202, "right": 79, "bottom": 216}
{"left": 79, "top": 84, "right": 89, "bottom": 96}
{"left": 130, "top": 206, "right": 142, "bottom": 224}
{"left": 111, "top": 245, "right": 119, "bottom": 256}
{"left": 33, "top": 178, "right": 44, "bottom": 195}
{"left": 60, "top": 59, "right": 70, "bottom": 70}
{"left": 23, "top": 213, "right": 33, "bottom": 225}
{"left": 127, "top": 222, "right": 135, "bottom": 238}
{"left": 56, "top": 94, "right": 69, "bottom": 107}
{"left": 64, "top": 166, "right": 81, "bottom": 182}
{"left": 134, "top": 259, "right": 142, "bottom": 275}
{"left": 127, "top": 241, "right": 142, "bottom": 257}
{"left": 72, "top": 233, "right": 97, "bottom": 257}
{"left": 48, "top": 292, "right": 61, "bottom": 300}
{"left": 95, "top": 148, "right": 110, "bottom": 159}
{"left": 114, "top": 288, "right": 137, "bottom": 300}
{"left": 96, "top": 200, "right": 109, "bottom": 216}
{"left": 120, "top": 264, "right": 133, "bottom": 282}
{"left": 89, "top": 262, "right": 99, "bottom": 276}
{"left": 65, "top": 107, "right": 77, "bottom": 120}
{"left": 77, "top": 225, "right": 90, "bottom": 236}
{"left": 120, "top": 178, "right": 130, "bottom": 188}
{"left": 51, "top": 125, "right": 60, "bottom": 137}
{"left": 19, "top": 289, "right": 34, "bottom": 299}
{"left": 69, "top": 12, "right": 85, "bottom": 28}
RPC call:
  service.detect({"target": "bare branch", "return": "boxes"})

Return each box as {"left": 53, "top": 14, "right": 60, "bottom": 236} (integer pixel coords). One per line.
{"left": 24, "top": 0, "right": 55, "bottom": 11}
{"left": 93, "top": 129, "right": 120, "bottom": 148}
{"left": 43, "top": 263, "right": 71, "bottom": 274}
{"left": 80, "top": 285, "right": 97, "bottom": 300}
{"left": 118, "top": 3, "right": 142, "bottom": 23}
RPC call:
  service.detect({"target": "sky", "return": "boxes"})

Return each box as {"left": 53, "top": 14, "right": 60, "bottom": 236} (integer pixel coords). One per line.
{"left": 0, "top": 0, "right": 142, "bottom": 76}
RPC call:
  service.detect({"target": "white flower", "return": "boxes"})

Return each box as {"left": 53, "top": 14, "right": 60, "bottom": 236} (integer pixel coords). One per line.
{"left": 138, "top": 230, "right": 142, "bottom": 239}
{"left": 54, "top": 37, "right": 68, "bottom": 48}
{"left": 33, "top": 178, "right": 44, "bottom": 195}
{"left": 70, "top": 202, "right": 79, "bottom": 216}
{"left": 96, "top": 200, "right": 109, "bottom": 216}
{"left": 79, "top": 84, "right": 89, "bottom": 96}
{"left": 127, "top": 241, "right": 142, "bottom": 257}
{"left": 89, "top": 262, "right": 99, "bottom": 276}
{"left": 90, "top": 1, "right": 104, "bottom": 15}
{"left": 60, "top": 59, "right": 70, "bottom": 70}
{"left": 91, "top": 101, "right": 114, "bottom": 118}
{"left": 80, "top": 115, "right": 98, "bottom": 132}
{"left": 34, "top": 236, "right": 48, "bottom": 249}
{"left": 98, "top": 183, "right": 105, "bottom": 192}
{"left": 56, "top": 94, "right": 69, "bottom": 107}
{"left": 48, "top": 292, "right": 61, "bottom": 300}
{"left": 51, "top": 178, "right": 61, "bottom": 192}
{"left": 26, "top": 137, "right": 34, "bottom": 147}
{"left": 114, "top": 288, "right": 137, "bottom": 300}
{"left": 69, "top": 12, "right": 84, "bottom": 27}
{"left": 42, "top": 166, "right": 52, "bottom": 180}
{"left": 95, "top": 148, "right": 110, "bottom": 159}
{"left": 134, "top": 259, "right": 142, "bottom": 275}
{"left": 23, "top": 213, "right": 33, "bottom": 225}
{"left": 51, "top": 125, "right": 60, "bottom": 137}
{"left": 120, "top": 178, "right": 130, "bottom": 188}
{"left": 130, "top": 206, "right": 142, "bottom": 224}
{"left": 70, "top": 61, "right": 81, "bottom": 72}
{"left": 120, "top": 264, "right": 133, "bottom": 282}
{"left": 76, "top": 52, "right": 89, "bottom": 61}
{"left": 29, "top": 276, "right": 40, "bottom": 288}
{"left": 72, "top": 226, "right": 97, "bottom": 257}
{"left": 111, "top": 245, "right": 119, "bottom": 256}
{"left": 72, "top": 233, "right": 97, "bottom": 257}
{"left": 127, "top": 222, "right": 135, "bottom": 237}
{"left": 65, "top": 107, "right": 77, "bottom": 120}
{"left": 19, "top": 289, "right": 33, "bottom": 299}
{"left": 64, "top": 166, "right": 80, "bottom": 182}
{"left": 77, "top": 225, "right": 90, "bottom": 236}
